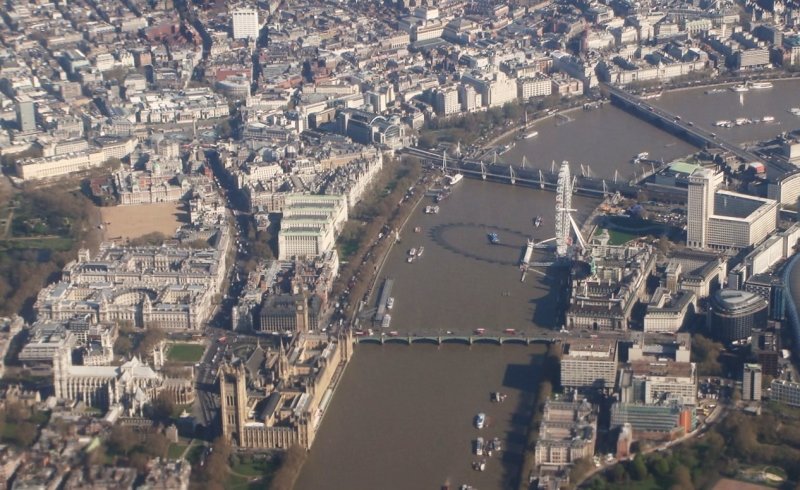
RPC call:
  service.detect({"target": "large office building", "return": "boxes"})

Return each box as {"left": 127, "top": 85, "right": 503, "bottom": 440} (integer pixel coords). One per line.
{"left": 231, "top": 8, "right": 260, "bottom": 40}
{"left": 534, "top": 398, "right": 597, "bottom": 470}
{"left": 34, "top": 238, "right": 230, "bottom": 331}
{"left": 566, "top": 243, "right": 655, "bottom": 331}
{"left": 707, "top": 289, "right": 768, "bottom": 343}
{"left": 743, "top": 363, "right": 762, "bottom": 401}
{"left": 687, "top": 168, "right": 777, "bottom": 250}
{"left": 643, "top": 288, "right": 696, "bottom": 333}
{"left": 560, "top": 339, "right": 618, "bottom": 391}
{"left": 277, "top": 195, "right": 347, "bottom": 260}
{"left": 621, "top": 360, "right": 697, "bottom": 406}
{"left": 16, "top": 150, "right": 105, "bottom": 181}
{"left": 434, "top": 87, "right": 460, "bottom": 116}
{"left": 771, "top": 379, "right": 800, "bottom": 407}
{"left": 620, "top": 333, "right": 696, "bottom": 406}
{"left": 610, "top": 401, "right": 694, "bottom": 440}
{"left": 16, "top": 97, "right": 36, "bottom": 132}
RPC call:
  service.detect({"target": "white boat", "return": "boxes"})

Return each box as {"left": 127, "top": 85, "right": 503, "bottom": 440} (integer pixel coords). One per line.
{"left": 750, "top": 81, "right": 773, "bottom": 89}
{"left": 424, "top": 205, "right": 440, "bottom": 214}
{"left": 381, "top": 314, "right": 392, "bottom": 328}
{"left": 475, "top": 437, "right": 485, "bottom": 456}
{"left": 417, "top": 246, "right": 424, "bottom": 257}
{"left": 730, "top": 84, "right": 749, "bottom": 92}
{"left": 447, "top": 173, "right": 464, "bottom": 185}
{"left": 713, "top": 120, "right": 731, "bottom": 127}
{"left": 524, "top": 131, "right": 539, "bottom": 139}
{"left": 406, "top": 256, "right": 413, "bottom": 263}
{"left": 735, "top": 118, "right": 750, "bottom": 126}
{"left": 762, "top": 116, "right": 775, "bottom": 123}
{"left": 386, "top": 297, "right": 394, "bottom": 309}
{"left": 408, "top": 248, "right": 417, "bottom": 256}
{"left": 475, "top": 412, "right": 486, "bottom": 429}
{"left": 635, "top": 152, "right": 648, "bottom": 161}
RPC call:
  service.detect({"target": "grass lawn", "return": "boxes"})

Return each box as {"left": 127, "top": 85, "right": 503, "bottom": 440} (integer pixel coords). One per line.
{"left": 167, "top": 343, "right": 205, "bottom": 363}
{"left": 224, "top": 472, "right": 253, "bottom": 490}
{"left": 167, "top": 443, "right": 187, "bottom": 460}
{"left": 0, "top": 237, "right": 74, "bottom": 252}
{"left": 231, "top": 459, "right": 277, "bottom": 478}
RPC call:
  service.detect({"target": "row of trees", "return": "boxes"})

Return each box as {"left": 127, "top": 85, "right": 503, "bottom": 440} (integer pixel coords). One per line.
{"left": 333, "top": 157, "right": 423, "bottom": 318}
{"left": 417, "top": 95, "right": 567, "bottom": 149}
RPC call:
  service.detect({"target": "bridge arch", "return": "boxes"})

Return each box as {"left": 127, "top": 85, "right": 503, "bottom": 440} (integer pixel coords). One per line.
{"left": 473, "top": 337, "right": 502, "bottom": 345}
{"left": 441, "top": 337, "right": 472, "bottom": 345}
{"left": 410, "top": 337, "right": 441, "bottom": 345}
{"left": 502, "top": 337, "right": 530, "bottom": 345}
{"left": 384, "top": 337, "right": 411, "bottom": 345}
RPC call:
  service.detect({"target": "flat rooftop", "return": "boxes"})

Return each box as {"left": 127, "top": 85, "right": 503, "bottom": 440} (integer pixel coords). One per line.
{"left": 630, "top": 359, "right": 694, "bottom": 378}
{"left": 563, "top": 338, "right": 617, "bottom": 360}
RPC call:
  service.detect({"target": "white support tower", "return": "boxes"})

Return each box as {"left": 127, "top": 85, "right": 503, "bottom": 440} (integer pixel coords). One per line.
{"left": 555, "top": 161, "right": 574, "bottom": 257}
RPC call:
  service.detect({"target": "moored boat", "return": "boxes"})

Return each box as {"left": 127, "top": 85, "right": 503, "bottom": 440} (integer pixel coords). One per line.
{"left": 447, "top": 173, "right": 464, "bottom": 185}
{"left": 475, "top": 437, "right": 485, "bottom": 455}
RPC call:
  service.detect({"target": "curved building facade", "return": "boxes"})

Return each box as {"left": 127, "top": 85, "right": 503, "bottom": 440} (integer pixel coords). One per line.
{"left": 708, "top": 289, "right": 768, "bottom": 343}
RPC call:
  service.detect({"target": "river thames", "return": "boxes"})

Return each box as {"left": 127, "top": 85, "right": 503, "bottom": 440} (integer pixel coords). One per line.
{"left": 369, "top": 176, "right": 597, "bottom": 336}
{"left": 297, "top": 79, "right": 800, "bottom": 488}
{"left": 294, "top": 343, "right": 547, "bottom": 490}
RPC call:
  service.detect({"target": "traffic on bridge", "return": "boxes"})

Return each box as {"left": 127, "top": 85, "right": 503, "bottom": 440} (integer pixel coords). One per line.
{"left": 605, "top": 84, "right": 795, "bottom": 177}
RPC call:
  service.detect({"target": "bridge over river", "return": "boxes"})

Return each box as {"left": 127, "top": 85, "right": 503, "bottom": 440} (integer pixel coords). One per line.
{"left": 606, "top": 84, "right": 794, "bottom": 178}
{"left": 402, "top": 147, "right": 642, "bottom": 197}
{"left": 356, "top": 334, "right": 557, "bottom": 345}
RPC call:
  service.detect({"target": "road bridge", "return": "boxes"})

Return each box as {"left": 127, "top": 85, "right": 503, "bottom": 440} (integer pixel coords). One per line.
{"left": 355, "top": 334, "right": 556, "bottom": 345}
{"left": 606, "top": 84, "right": 794, "bottom": 177}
